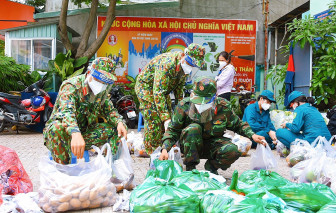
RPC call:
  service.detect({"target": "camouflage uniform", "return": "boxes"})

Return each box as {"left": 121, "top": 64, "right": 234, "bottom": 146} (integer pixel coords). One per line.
{"left": 43, "top": 58, "right": 123, "bottom": 165}
{"left": 135, "top": 43, "right": 205, "bottom": 154}
{"left": 162, "top": 77, "right": 255, "bottom": 172}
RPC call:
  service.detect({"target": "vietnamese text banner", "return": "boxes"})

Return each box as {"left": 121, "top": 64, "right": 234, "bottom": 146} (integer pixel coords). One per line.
{"left": 97, "top": 16, "right": 257, "bottom": 91}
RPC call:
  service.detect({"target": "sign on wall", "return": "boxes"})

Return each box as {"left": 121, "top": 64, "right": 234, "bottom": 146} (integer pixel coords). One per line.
{"left": 97, "top": 17, "right": 257, "bottom": 91}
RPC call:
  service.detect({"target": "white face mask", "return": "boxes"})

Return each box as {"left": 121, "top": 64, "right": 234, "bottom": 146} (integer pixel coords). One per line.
{"left": 88, "top": 75, "right": 107, "bottom": 95}
{"left": 181, "top": 61, "right": 194, "bottom": 75}
{"left": 195, "top": 102, "right": 214, "bottom": 113}
{"left": 218, "top": 61, "right": 227, "bottom": 70}
{"left": 261, "top": 101, "right": 271, "bottom": 111}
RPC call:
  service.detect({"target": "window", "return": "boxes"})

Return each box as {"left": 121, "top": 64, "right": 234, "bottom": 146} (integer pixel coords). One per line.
{"left": 56, "top": 39, "right": 65, "bottom": 55}
{"left": 10, "top": 39, "right": 54, "bottom": 70}
{"left": 11, "top": 40, "right": 31, "bottom": 66}
{"left": 33, "top": 40, "right": 52, "bottom": 70}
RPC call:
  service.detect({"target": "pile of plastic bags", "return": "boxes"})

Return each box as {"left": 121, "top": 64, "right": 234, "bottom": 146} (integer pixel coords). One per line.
{"left": 130, "top": 162, "right": 336, "bottom": 213}
{"left": 289, "top": 136, "right": 336, "bottom": 190}
{"left": 270, "top": 110, "right": 296, "bottom": 130}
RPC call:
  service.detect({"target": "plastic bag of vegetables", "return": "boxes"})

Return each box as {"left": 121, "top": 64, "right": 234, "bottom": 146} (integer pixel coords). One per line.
{"left": 146, "top": 159, "right": 182, "bottom": 181}
{"left": 129, "top": 176, "right": 200, "bottom": 213}
{"left": 38, "top": 144, "right": 117, "bottom": 212}
{"left": 200, "top": 190, "right": 245, "bottom": 213}
{"left": 172, "top": 170, "right": 225, "bottom": 195}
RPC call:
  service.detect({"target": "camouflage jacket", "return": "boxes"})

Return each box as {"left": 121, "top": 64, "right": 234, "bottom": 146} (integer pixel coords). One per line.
{"left": 162, "top": 97, "right": 255, "bottom": 151}
{"left": 135, "top": 51, "right": 187, "bottom": 122}
{"left": 45, "top": 74, "right": 122, "bottom": 135}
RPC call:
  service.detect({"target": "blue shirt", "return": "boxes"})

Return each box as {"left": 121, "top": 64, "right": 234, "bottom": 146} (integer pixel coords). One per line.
{"left": 242, "top": 102, "right": 275, "bottom": 133}
{"left": 286, "top": 103, "right": 331, "bottom": 142}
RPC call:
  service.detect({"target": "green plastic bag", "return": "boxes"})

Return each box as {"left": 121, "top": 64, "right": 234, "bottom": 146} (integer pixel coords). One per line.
{"left": 226, "top": 198, "right": 283, "bottom": 213}
{"left": 200, "top": 190, "right": 245, "bottom": 213}
{"left": 318, "top": 200, "right": 336, "bottom": 212}
{"left": 272, "top": 183, "right": 336, "bottom": 212}
{"left": 130, "top": 176, "right": 200, "bottom": 213}
{"left": 173, "top": 169, "right": 225, "bottom": 195}
{"left": 237, "top": 170, "right": 290, "bottom": 197}
{"left": 145, "top": 159, "right": 183, "bottom": 181}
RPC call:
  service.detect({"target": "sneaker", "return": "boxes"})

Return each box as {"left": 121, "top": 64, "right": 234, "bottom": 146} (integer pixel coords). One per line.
{"left": 204, "top": 161, "right": 218, "bottom": 175}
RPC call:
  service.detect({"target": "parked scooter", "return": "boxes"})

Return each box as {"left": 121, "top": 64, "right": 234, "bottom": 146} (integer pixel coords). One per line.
{"left": 110, "top": 86, "right": 138, "bottom": 129}
{"left": 0, "top": 76, "right": 54, "bottom": 133}
{"left": 232, "top": 85, "right": 256, "bottom": 116}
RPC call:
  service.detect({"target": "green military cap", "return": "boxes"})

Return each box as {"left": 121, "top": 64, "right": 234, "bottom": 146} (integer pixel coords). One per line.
{"left": 190, "top": 76, "right": 217, "bottom": 104}
{"left": 91, "top": 57, "right": 117, "bottom": 83}
{"left": 185, "top": 43, "right": 206, "bottom": 68}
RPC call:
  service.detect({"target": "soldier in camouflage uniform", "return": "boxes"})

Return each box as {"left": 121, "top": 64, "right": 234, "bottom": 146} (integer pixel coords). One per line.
{"left": 43, "top": 57, "right": 127, "bottom": 165}
{"left": 135, "top": 43, "right": 205, "bottom": 154}
{"left": 159, "top": 76, "right": 265, "bottom": 174}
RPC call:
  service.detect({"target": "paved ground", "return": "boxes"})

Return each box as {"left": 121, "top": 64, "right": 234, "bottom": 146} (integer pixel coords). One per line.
{"left": 0, "top": 128, "right": 291, "bottom": 212}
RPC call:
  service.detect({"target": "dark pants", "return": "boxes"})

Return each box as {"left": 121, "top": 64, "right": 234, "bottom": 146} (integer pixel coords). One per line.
{"left": 218, "top": 92, "right": 231, "bottom": 101}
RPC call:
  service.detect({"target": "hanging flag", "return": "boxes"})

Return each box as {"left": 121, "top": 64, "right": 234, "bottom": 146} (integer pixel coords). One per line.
{"left": 284, "top": 43, "right": 295, "bottom": 107}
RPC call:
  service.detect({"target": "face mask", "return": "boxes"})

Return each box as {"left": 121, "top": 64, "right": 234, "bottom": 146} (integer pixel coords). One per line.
{"left": 218, "top": 61, "right": 227, "bottom": 70}
{"left": 261, "top": 101, "right": 271, "bottom": 111}
{"left": 88, "top": 75, "right": 107, "bottom": 95}
{"left": 181, "top": 61, "right": 193, "bottom": 75}
{"left": 195, "top": 102, "right": 214, "bottom": 113}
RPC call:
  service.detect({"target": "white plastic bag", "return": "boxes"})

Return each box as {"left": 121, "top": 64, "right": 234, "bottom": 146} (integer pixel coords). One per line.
{"left": 270, "top": 110, "right": 296, "bottom": 130}
{"left": 111, "top": 138, "right": 136, "bottom": 192}
{"left": 286, "top": 139, "right": 315, "bottom": 167}
{"left": 168, "top": 146, "right": 184, "bottom": 167}
{"left": 311, "top": 136, "right": 336, "bottom": 158}
{"left": 297, "top": 153, "right": 333, "bottom": 186}
{"left": 0, "top": 192, "right": 43, "bottom": 213}
{"left": 149, "top": 147, "right": 162, "bottom": 170}
{"left": 275, "top": 141, "right": 289, "bottom": 157}
{"left": 38, "top": 144, "right": 117, "bottom": 212}
{"left": 132, "top": 132, "right": 149, "bottom": 157}
{"left": 112, "top": 189, "right": 131, "bottom": 212}
{"left": 251, "top": 143, "right": 278, "bottom": 171}
{"left": 231, "top": 134, "right": 252, "bottom": 156}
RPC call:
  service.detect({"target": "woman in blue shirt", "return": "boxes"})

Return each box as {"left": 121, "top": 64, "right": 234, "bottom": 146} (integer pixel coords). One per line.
{"left": 276, "top": 91, "right": 331, "bottom": 148}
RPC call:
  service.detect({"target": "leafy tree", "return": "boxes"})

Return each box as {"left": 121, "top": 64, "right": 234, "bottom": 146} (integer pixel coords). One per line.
{"left": 59, "top": 0, "right": 119, "bottom": 60}
{"left": 26, "top": 0, "right": 46, "bottom": 10}
{"left": 282, "top": 0, "right": 336, "bottom": 109}
{"left": 0, "top": 40, "right": 4, "bottom": 56}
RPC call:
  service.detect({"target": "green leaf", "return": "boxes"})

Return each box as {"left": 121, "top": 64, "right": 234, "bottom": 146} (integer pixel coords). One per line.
{"left": 126, "top": 75, "right": 135, "bottom": 83}
{"left": 74, "top": 57, "right": 88, "bottom": 68}
{"left": 55, "top": 53, "right": 66, "bottom": 67}
{"left": 67, "top": 67, "right": 84, "bottom": 79}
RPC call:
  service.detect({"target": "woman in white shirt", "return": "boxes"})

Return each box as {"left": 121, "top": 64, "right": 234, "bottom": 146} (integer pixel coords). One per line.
{"left": 215, "top": 51, "right": 236, "bottom": 101}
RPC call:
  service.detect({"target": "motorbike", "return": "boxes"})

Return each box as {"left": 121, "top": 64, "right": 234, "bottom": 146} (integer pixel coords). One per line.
{"left": 232, "top": 85, "right": 256, "bottom": 116}
{"left": 0, "top": 76, "right": 54, "bottom": 133}
{"left": 110, "top": 86, "right": 138, "bottom": 129}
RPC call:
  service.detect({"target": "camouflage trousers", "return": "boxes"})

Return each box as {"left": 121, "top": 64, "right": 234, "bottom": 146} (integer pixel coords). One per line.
{"left": 43, "top": 121, "right": 120, "bottom": 165}
{"left": 180, "top": 123, "right": 241, "bottom": 170}
{"left": 140, "top": 102, "right": 165, "bottom": 154}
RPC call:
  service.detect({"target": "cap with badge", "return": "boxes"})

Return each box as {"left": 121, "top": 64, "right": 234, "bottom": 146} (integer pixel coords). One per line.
{"left": 91, "top": 57, "right": 117, "bottom": 84}
{"left": 190, "top": 76, "right": 217, "bottom": 104}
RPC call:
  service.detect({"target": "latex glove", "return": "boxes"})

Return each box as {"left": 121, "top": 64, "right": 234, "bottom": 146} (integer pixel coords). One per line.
{"left": 164, "top": 119, "right": 171, "bottom": 131}
{"left": 159, "top": 149, "right": 169, "bottom": 160}
{"left": 269, "top": 130, "right": 277, "bottom": 141}
{"left": 117, "top": 122, "right": 127, "bottom": 140}
{"left": 281, "top": 123, "right": 287, "bottom": 128}
{"left": 252, "top": 134, "right": 266, "bottom": 146}
{"left": 71, "top": 132, "right": 86, "bottom": 159}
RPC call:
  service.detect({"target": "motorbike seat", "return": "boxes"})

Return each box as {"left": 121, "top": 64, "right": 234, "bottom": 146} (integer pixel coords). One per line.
{"left": 0, "top": 92, "right": 21, "bottom": 104}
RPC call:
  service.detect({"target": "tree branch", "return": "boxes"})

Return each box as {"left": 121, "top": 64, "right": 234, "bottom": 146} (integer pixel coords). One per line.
{"left": 75, "top": 0, "right": 99, "bottom": 58}
{"left": 82, "top": 0, "right": 117, "bottom": 59}
{"left": 58, "top": 0, "right": 74, "bottom": 53}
